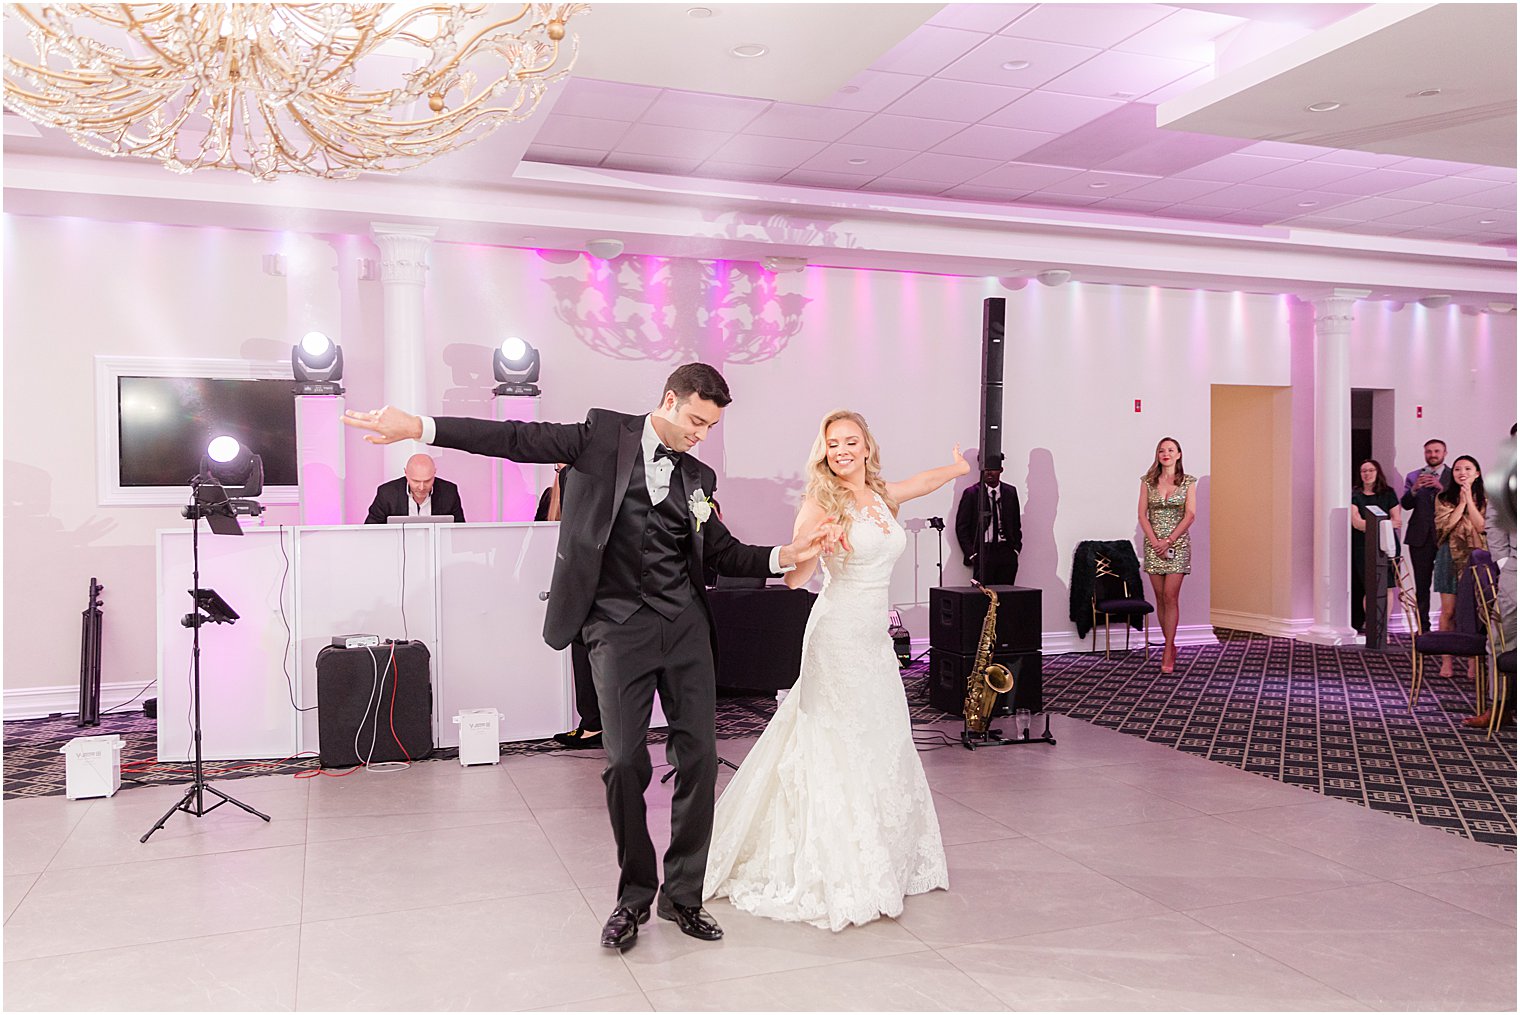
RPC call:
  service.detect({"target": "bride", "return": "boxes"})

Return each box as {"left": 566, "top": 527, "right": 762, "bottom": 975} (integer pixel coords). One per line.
{"left": 703, "top": 409, "right": 969, "bottom": 931}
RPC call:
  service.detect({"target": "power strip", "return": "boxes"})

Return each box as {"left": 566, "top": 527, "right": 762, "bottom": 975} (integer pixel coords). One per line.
{"left": 333, "top": 634, "right": 380, "bottom": 649}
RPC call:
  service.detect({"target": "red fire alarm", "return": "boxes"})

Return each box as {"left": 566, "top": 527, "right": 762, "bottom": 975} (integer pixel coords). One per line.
{"left": 1134, "top": 399, "right": 1142, "bottom": 413}
{"left": 1417, "top": 405, "right": 1423, "bottom": 418}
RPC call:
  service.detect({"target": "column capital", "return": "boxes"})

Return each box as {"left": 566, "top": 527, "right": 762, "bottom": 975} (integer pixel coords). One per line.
{"left": 370, "top": 223, "right": 438, "bottom": 286}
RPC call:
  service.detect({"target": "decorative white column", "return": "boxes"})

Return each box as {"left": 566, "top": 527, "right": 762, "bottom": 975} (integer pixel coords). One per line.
{"left": 371, "top": 222, "right": 437, "bottom": 478}
{"left": 1302, "top": 288, "right": 1370, "bottom": 645}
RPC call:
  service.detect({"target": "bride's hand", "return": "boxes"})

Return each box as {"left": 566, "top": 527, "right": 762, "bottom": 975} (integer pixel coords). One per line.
{"left": 790, "top": 518, "right": 849, "bottom": 562}
{"left": 951, "top": 443, "right": 970, "bottom": 476}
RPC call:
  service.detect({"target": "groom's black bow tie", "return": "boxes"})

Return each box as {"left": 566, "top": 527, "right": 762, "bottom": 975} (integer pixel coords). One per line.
{"left": 654, "top": 444, "right": 684, "bottom": 464}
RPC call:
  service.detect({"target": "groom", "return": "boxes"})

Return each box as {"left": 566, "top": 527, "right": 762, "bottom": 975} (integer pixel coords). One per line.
{"left": 343, "top": 363, "right": 837, "bottom": 951}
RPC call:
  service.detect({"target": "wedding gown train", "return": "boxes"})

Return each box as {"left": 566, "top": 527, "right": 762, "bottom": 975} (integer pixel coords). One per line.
{"left": 703, "top": 492, "right": 949, "bottom": 931}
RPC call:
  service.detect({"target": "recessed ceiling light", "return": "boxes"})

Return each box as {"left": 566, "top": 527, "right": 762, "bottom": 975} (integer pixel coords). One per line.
{"left": 731, "top": 43, "right": 767, "bottom": 59}
{"left": 1306, "top": 101, "right": 1342, "bottom": 112}
{"left": 1087, "top": 182, "right": 1110, "bottom": 189}
{"left": 1297, "top": 201, "right": 1318, "bottom": 207}
{"left": 1001, "top": 60, "right": 1030, "bottom": 71}
{"left": 1414, "top": 88, "right": 1442, "bottom": 97}
{"left": 838, "top": 84, "right": 861, "bottom": 95}
{"left": 522, "top": 236, "right": 537, "bottom": 242}
{"left": 1112, "top": 91, "right": 1137, "bottom": 99}
{"left": 847, "top": 157, "right": 868, "bottom": 166}
{"left": 1480, "top": 218, "right": 1498, "bottom": 224}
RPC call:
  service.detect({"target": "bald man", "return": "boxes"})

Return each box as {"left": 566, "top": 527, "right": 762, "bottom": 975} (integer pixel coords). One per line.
{"left": 364, "top": 453, "right": 466, "bottom": 524}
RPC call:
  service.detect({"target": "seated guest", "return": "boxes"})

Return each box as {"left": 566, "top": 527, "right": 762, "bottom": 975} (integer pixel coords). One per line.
{"left": 364, "top": 453, "right": 465, "bottom": 523}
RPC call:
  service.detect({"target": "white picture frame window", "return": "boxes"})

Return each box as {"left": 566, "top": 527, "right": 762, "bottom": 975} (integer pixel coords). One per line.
{"left": 95, "top": 355, "right": 300, "bottom": 506}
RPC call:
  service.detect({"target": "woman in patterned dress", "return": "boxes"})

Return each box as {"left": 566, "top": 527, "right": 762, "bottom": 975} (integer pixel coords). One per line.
{"left": 1138, "top": 437, "right": 1197, "bottom": 674}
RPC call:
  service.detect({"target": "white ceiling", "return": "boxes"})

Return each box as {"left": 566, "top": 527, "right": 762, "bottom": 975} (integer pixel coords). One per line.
{"left": 2, "top": 2, "right": 1515, "bottom": 299}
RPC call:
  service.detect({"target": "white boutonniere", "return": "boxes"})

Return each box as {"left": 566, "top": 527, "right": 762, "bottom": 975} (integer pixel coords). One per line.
{"left": 689, "top": 489, "right": 713, "bottom": 530}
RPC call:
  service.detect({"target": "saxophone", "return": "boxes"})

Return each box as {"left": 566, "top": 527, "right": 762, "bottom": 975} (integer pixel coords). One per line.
{"left": 964, "top": 584, "right": 1015, "bottom": 733}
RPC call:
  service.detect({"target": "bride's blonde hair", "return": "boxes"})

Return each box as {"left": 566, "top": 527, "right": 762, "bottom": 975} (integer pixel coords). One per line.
{"left": 804, "top": 410, "right": 897, "bottom": 550}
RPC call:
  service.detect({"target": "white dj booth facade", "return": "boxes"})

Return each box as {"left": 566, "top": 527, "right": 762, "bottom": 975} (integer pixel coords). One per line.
{"left": 155, "top": 521, "right": 627, "bottom": 762}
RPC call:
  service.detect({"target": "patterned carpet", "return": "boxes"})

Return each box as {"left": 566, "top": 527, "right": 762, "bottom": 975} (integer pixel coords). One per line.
{"left": 6, "top": 632, "right": 1514, "bottom": 849}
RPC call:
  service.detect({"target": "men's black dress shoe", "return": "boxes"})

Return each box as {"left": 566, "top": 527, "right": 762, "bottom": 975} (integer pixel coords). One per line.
{"left": 553, "top": 724, "right": 603, "bottom": 750}
{"left": 657, "top": 900, "right": 723, "bottom": 941}
{"left": 599, "top": 906, "right": 649, "bottom": 951}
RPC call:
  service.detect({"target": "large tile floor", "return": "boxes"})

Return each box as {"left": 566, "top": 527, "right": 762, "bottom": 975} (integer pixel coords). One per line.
{"left": 3, "top": 717, "right": 1514, "bottom": 1012}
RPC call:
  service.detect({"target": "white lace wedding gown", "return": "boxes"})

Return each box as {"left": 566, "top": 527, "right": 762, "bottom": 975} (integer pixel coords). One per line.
{"left": 703, "top": 492, "right": 949, "bottom": 931}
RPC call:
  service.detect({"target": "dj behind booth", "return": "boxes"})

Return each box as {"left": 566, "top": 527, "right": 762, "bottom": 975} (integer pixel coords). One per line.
{"left": 364, "top": 452, "right": 466, "bottom": 524}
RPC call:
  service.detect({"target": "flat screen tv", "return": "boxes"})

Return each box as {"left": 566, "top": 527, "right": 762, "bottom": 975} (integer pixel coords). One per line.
{"left": 117, "top": 376, "right": 299, "bottom": 488}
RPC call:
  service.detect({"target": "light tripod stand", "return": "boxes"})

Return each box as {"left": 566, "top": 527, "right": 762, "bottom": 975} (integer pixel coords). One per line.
{"left": 141, "top": 477, "right": 271, "bottom": 843}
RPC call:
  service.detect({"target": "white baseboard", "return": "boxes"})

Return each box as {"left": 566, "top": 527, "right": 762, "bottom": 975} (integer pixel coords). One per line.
{"left": 4, "top": 680, "right": 156, "bottom": 721}
{"left": 1209, "top": 610, "right": 1315, "bottom": 640}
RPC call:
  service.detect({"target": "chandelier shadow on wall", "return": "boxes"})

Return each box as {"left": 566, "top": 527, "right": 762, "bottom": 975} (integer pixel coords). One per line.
{"left": 2, "top": 3, "right": 589, "bottom": 180}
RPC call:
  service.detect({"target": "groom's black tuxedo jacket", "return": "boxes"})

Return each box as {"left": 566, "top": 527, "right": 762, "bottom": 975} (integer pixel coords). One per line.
{"left": 432, "top": 409, "right": 775, "bottom": 650}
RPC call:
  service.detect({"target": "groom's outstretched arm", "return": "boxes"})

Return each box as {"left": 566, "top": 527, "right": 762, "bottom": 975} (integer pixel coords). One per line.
{"left": 432, "top": 415, "right": 590, "bottom": 465}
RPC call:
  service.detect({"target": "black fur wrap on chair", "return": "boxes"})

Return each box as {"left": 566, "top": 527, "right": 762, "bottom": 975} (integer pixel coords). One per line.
{"left": 1071, "top": 540, "right": 1146, "bottom": 637}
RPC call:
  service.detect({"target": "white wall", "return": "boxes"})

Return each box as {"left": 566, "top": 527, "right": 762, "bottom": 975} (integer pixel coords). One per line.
{"left": 4, "top": 214, "right": 1516, "bottom": 707}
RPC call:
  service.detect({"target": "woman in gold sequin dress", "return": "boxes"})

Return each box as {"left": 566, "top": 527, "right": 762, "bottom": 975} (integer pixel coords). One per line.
{"left": 1138, "top": 437, "right": 1197, "bottom": 674}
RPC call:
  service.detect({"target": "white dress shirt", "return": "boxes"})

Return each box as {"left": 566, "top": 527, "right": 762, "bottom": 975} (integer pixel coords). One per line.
{"left": 408, "top": 493, "right": 432, "bottom": 516}
{"left": 420, "top": 413, "right": 788, "bottom": 573}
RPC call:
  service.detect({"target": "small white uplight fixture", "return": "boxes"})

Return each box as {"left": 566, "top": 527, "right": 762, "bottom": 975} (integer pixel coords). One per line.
{"left": 731, "top": 43, "right": 767, "bottom": 58}
{"left": 586, "top": 238, "right": 624, "bottom": 260}
{"left": 762, "top": 255, "right": 807, "bottom": 274}
{"left": 1417, "top": 294, "right": 1452, "bottom": 309}
{"left": 1035, "top": 268, "right": 1072, "bottom": 287}
{"left": 1306, "top": 101, "right": 1342, "bottom": 112}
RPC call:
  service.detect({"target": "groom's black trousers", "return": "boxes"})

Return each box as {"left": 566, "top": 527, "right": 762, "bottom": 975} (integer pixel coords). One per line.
{"left": 582, "top": 601, "right": 716, "bottom": 911}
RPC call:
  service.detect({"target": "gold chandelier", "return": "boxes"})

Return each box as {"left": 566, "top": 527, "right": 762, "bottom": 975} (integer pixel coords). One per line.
{"left": 2, "top": 3, "right": 590, "bottom": 180}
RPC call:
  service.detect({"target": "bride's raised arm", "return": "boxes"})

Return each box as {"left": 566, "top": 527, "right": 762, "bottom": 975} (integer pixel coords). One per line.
{"left": 884, "top": 443, "right": 970, "bottom": 505}
{"left": 784, "top": 496, "right": 832, "bottom": 589}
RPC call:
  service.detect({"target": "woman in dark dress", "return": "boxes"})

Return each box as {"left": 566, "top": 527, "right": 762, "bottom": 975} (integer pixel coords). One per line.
{"left": 1350, "top": 459, "right": 1401, "bottom": 634}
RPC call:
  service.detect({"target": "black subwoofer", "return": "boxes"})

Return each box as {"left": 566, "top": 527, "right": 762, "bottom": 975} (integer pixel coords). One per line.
{"left": 315, "top": 641, "right": 434, "bottom": 768}
{"left": 930, "top": 585, "right": 1041, "bottom": 654}
{"left": 928, "top": 648, "right": 1043, "bottom": 716}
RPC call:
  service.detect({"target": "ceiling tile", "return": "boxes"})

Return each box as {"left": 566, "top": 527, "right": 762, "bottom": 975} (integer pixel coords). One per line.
{"left": 1242, "top": 190, "right": 1359, "bottom": 215}
{"left": 778, "top": 168, "right": 874, "bottom": 190}
{"left": 798, "top": 143, "right": 914, "bottom": 176}
{"left": 1457, "top": 166, "right": 1518, "bottom": 183}
{"left": 1378, "top": 177, "right": 1510, "bottom": 204}
{"left": 1314, "top": 196, "right": 1429, "bottom": 221}
{"left": 890, "top": 152, "right": 1006, "bottom": 184}
{"left": 1140, "top": 65, "right": 1216, "bottom": 104}
{"left": 554, "top": 78, "right": 662, "bottom": 120}
{"left": 1092, "top": 131, "right": 1246, "bottom": 176}
{"left": 1000, "top": 4, "right": 1171, "bottom": 48}
{"left": 744, "top": 104, "right": 874, "bottom": 142}
{"left": 1366, "top": 202, "right": 1498, "bottom": 228}
{"left": 707, "top": 135, "right": 829, "bottom": 170}
{"left": 929, "top": 4, "right": 1034, "bottom": 33}
{"left": 522, "top": 145, "right": 605, "bottom": 168}
{"left": 638, "top": 91, "right": 770, "bottom": 131}
{"left": 1113, "top": 8, "right": 1246, "bottom": 61}
{"left": 873, "top": 25, "right": 988, "bottom": 76}
{"left": 1238, "top": 139, "right": 1329, "bottom": 160}
{"left": 819, "top": 70, "right": 926, "bottom": 113}
{"left": 933, "top": 123, "right": 1057, "bottom": 160}
{"left": 859, "top": 177, "right": 957, "bottom": 197}
{"left": 1015, "top": 192, "right": 1108, "bottom": 209}
{"left": 1172, "top": 153, "right": 1300, "bottom": 183}
{"left": 1388, "top": 156, "right": 1492, "bottom": 176}
{"left": 838, "top": 113, "right": 966, "bottom": 151}
{"left": 1089, "top": 197, "right": 1173, "bottom": 214}
{"left": 1186, "top": 183, "right": 1302, "bottom": 209}
{"left": 981, "top": 91, "right": 1124, "bottom": 133}
{"left": 1246, "top": 161, "right": 1380, "bottom": 189}
{"left": 963, "top": 162, "right": 1083, "bottom": 190}
{"left": 1307, "top": 148, "right": 1408, "bottom": 169}
{"left": 937, "top": 35, "right": 1102, "bottom": 89}
{"left": 882, "top": 78, "right": 1027, "bottom": 122}
{"left": 613, "top": 122, "right": 731, "bottom": 161}
{"left": 1043, "top": 49, "right": 1206, "bottom": 99}
{"left": 599, "top": 152, "right": 705, "bottom": 176}
{"left": 1122, "top": 176, "right": 1232, "bottom": 202}
{"left": 1036, "top": 170, "right": 1157, "bottom": 198}
{"left": 692, "top": 161, "right": 789, "bottom": 184}
{"left": 531, "top": 114, "right": 631, "bottom": 151}
{"left": 1313, "top": 169, "right": 1441, "bottom": 196}
{"left": 942, "top": 183, "right": 1028, "bottom": 202}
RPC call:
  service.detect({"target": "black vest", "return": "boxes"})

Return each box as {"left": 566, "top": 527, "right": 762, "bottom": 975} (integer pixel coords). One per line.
{"left": 595, "top": 451, "right": 695, "bottom": 623}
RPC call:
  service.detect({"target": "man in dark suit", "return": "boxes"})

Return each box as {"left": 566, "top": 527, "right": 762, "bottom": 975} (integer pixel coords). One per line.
{"left": 955, "top": 464, "right": 1022, "bottom": 585}
{"left": 363, "top": 453, "right": 466, "bottom": 523}
{"left": 1400, "top": 438, "right": 1451, "bottom": 633}
{"left": 343, "top": 364, "right": 836, "bottom": 952}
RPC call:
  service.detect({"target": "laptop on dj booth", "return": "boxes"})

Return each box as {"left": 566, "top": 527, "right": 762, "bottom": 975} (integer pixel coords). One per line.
{"left": 386, "top": 515, "right": 456, "bottom": 524}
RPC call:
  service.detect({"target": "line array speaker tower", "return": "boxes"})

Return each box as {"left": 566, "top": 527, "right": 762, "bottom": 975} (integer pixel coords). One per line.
{"left": 980, "top": 297, "right": 1005, "bottom": 470}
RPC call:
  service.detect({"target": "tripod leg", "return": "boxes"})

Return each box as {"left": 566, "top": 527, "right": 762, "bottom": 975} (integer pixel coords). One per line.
{"left": 660, "top": 754, "right": 739, "bottom": 784}
{"left": 141, "top": 784, "right": 197, "bottom": 843}
{"left": 204, "top": 784, "right": 272, "bottom": 822}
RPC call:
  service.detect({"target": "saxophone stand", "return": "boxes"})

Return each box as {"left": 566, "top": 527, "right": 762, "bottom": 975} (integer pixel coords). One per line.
{"left": 960, "top": 712, "right": 1056, "bottom": 751}
{"left": 142, "top": 477, "right": 271, "bottom": 843}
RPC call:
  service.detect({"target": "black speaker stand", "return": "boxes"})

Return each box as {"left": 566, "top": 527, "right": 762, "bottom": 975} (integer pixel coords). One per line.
{"left": 659, "top": 755, "right": 738, "bottom": 783}
{"left": 960, "top": 713, "right": 1056, "bottom": 751}
{"left": 142, "top": 487, "right": 271, "bottom": 843}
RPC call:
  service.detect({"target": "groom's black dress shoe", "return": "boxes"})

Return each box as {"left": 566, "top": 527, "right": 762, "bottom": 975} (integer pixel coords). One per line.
{"left": 599, "top": 906, "right": 649, "bottom": 951}
{"left": 657, "top": 900, "right": 724, "bottom": 941}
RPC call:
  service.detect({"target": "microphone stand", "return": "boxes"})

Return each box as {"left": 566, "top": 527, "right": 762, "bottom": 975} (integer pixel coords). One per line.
{"left": 141, "top": 478, "right": 271, "bottom": 842}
